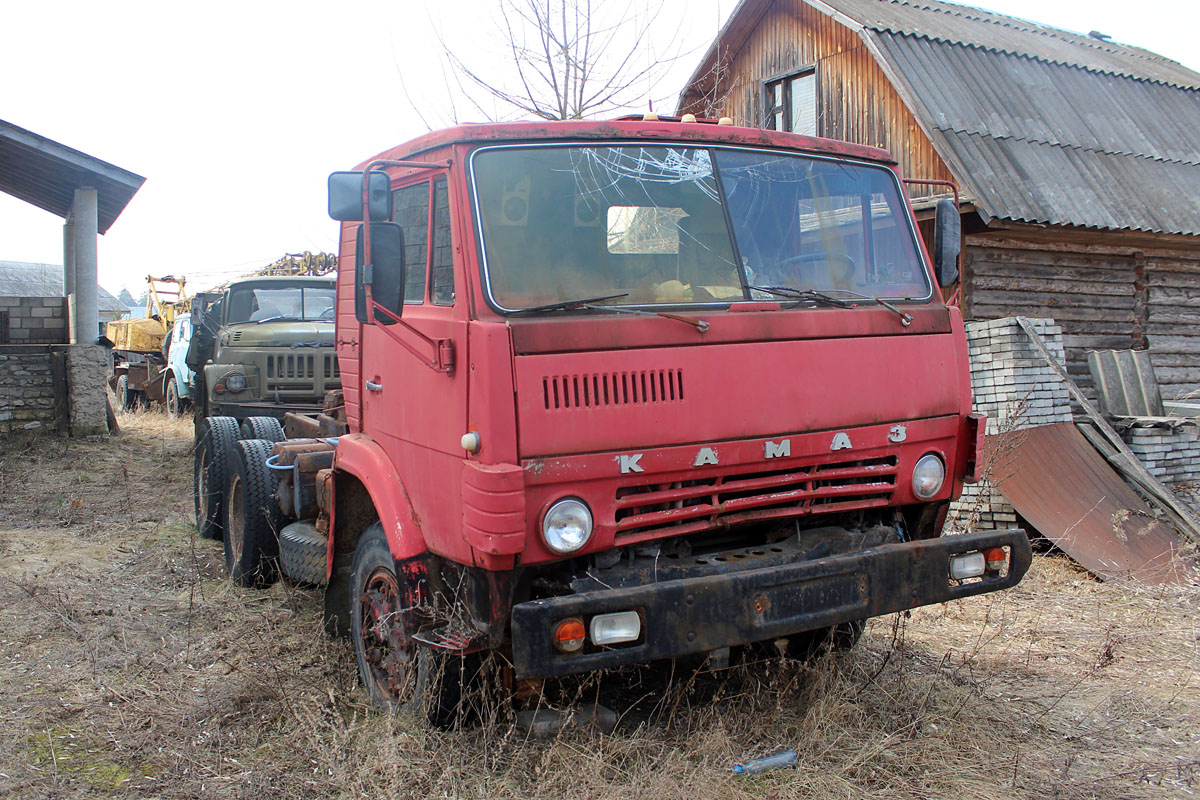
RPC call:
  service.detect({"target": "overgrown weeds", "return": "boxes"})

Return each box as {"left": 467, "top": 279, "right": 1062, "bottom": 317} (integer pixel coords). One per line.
{"left": 0, "top": 411, "right": 1197, "bottom": 798}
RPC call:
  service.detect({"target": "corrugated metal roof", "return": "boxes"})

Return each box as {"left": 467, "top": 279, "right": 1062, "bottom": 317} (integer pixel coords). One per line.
{"left": 0, "top": 260, "right": 126, "bottom": 312}
{"left": 819, "top": 0, "right": 1200, "bottom": 89}
{"left": 680, "top": 0, "right": 1200, "bottom": 235}
{"left": 874, "top": 32, "right": 1200, "bottom": 235}
{"left": 0, "top": 119, "right": 144, "bottom": 234}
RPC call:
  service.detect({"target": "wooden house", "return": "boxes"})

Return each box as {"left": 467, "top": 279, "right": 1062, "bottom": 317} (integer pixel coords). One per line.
{"left": 677, "top": 0, "right": 1200, "bottom": 399}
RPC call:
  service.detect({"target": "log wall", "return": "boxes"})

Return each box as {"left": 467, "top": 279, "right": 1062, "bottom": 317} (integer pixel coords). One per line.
{"left": 964, "top": 234, "right": 1200, "bottom": 401}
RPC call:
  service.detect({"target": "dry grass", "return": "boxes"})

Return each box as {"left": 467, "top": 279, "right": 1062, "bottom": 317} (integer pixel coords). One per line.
{"left": 1, "top": 411, "right": 1198, "bottom": 799}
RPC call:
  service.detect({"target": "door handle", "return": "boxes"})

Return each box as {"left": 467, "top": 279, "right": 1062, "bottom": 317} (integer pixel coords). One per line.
{"left": 365, "top": 380, "right": 383, "bottom": 392}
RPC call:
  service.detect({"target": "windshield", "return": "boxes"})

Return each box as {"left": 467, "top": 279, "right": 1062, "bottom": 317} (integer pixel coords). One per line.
{"left": 471, "top": 144, "right": 931, "bottom": 311}
{"left": 226, "top": 286, "right": 336, "bottom": 324}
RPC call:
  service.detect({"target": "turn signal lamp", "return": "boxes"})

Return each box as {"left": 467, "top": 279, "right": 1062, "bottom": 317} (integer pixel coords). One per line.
{"left": 983, "top": 547, "right": 1007, "bottom": 573}
{"left": 553, "top": 618, "right": 586, "bottom": 653}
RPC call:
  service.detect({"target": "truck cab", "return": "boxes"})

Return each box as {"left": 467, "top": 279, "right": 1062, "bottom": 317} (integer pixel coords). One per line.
{"left": 188, "top": 275, "right": 341, "bottom": 424}
{"left": 208, "top": 118, "right": 1029, "bottom": 719}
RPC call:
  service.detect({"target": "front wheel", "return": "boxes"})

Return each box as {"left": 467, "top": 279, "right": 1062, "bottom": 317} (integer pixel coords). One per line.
{"left": 165, "top": 376, "right": 183, "bottom": 417}
{"left": 350, "top": 523, "right": 472, "bottom": 725}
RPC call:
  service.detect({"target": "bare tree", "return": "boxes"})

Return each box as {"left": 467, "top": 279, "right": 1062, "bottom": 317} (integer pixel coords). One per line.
{"left": 440, "top": 0, "right": 683, "bottom": 121}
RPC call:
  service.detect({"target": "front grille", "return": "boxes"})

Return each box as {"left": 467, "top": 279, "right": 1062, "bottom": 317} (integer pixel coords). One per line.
{"left": 267, "top": 354, "right": 315, "bottom": 380}
{"left": 543, "top": 369, "right": 684, "bottom": 410}
{"left": 613, "top": 456, "right": 898, "bottom": 544}
{"left": 324, "top": 354, "right": 340, "bottom": 379}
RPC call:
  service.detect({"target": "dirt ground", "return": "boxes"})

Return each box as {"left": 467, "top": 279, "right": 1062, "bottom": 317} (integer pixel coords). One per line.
{"left": 1, "top": 411, "right": 1198, "bottom": 799}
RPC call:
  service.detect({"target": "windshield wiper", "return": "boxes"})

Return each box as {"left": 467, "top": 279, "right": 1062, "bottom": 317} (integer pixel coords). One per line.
{"left": 254, "top": 315, "right": 304, "bottom": 325}
{"left": 509, "top": 292, "right": 707, "bottom": 332}
{"left": 509, "top": 293, "right": 629, "bottom": 314}
{"left": 746, "top": 285, "right": 855, "bottom": 309}
{"left": 817, "top": 289, "right": 914, "bottom": 327}
{"left": 746, "top": 285, "right": 914, "bottom": 327}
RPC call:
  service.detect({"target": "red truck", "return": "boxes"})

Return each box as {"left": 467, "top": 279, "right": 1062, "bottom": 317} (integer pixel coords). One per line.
{"left": 194, "top": 117, "right": 1030, "bottom": 721}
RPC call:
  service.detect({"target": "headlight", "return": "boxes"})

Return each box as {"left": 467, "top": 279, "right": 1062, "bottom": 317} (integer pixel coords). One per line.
{"left": 912, "top": 453, "right": 946, "bottom": 499}
{"left": 224, "top": 372, "right": 247, "bottom": 392}
{"left": 542, "top": 498, "right": 593, "bottom": 554}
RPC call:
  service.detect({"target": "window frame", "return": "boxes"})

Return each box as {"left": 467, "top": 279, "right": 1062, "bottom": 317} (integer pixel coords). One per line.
{"left": 763, "top": 66, "right": 818, "bottom": 136}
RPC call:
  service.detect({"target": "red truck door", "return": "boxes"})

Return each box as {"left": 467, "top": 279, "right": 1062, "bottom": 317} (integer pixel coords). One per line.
{"left": 359, "top": 175, "right": 469, "bottom": 559}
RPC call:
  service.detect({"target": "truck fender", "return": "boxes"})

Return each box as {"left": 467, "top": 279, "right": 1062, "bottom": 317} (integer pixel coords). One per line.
{"left": 331, "top": 433, "right": 426, "bottom": 564}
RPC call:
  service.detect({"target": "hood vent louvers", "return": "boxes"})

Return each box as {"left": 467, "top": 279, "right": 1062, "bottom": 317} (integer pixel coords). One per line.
{"left": 543, "top": 369, "right": 684, "bottom": 410}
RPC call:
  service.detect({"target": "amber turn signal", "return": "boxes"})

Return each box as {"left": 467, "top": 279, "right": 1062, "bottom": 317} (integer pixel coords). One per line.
{"left": 983, "top": 547, "right": 1007, "bottom": 572}
{"left": 553, "top": 617, "right": 586, "bottom": 653}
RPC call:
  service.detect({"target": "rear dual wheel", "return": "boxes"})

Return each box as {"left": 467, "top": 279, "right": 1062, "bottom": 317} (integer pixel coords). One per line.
{"left": 194, "top": 416, "right": 240, "bottom": 539}
{"left": 223, "top": 438, "right": 284, "bottom": 587}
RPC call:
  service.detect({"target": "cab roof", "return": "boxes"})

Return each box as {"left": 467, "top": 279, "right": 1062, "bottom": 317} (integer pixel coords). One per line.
{"left": 355, "top": 118, "right": 896, "bottom": 170}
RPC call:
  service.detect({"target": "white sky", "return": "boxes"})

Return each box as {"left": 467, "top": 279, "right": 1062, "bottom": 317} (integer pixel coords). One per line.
{"left": 1, "top": 0, "right": 1196, "bottom": 297}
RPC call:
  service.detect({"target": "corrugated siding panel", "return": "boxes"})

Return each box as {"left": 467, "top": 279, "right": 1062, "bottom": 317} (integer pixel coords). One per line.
{"left": 1146, "top": 257, "right": 1200, "bottom": 400}
{"left": 680, "top": 0, "right": 955, "bottom": 196}
{"left": 964, "top": 238, "right": 1138, "bottom": 396}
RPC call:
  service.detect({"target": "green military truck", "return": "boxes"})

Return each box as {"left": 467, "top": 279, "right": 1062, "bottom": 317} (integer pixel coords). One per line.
{"left": 186, "top": 275, "right": 341, "bottom": 432}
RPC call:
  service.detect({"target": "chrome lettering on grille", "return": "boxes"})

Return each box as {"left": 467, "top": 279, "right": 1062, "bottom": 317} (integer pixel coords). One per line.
{"left": 831, "top": 432, "right": 853, "bottom": 451}
{"left": 764, "top": 439, "right": 791, "bottom": 459}
{"left": 693, "top": 447, "right": 719, "bottom": 467}
{"left": 617, "top": 454, "right": 645, "bottom": 474}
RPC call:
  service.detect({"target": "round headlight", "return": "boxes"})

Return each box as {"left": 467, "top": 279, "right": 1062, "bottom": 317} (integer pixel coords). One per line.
{"left": 542, "top": 498, "right": 593, "bottom": 554}
{"left": 912, "top": 453, "right": 946, "bottom": 499}
{"left": 224, "top": 372, "right": 247, "bottom": 392}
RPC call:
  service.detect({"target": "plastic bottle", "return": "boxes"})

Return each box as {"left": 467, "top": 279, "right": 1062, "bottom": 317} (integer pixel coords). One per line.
{"left": 731, "top": 749, "right": 798, "bottom": 775}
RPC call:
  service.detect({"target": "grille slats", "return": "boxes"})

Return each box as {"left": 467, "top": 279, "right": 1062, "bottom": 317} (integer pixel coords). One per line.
{"left": 542, "top": 369, "right": 684, "bottom": 410}
{"left": 613, "top": 456, "right": 898, "bottom": 543}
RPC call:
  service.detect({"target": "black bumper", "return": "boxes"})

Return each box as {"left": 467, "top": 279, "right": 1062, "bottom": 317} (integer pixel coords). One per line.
{"left": 510, "top": 529, "right": 1031, "bottom": 679}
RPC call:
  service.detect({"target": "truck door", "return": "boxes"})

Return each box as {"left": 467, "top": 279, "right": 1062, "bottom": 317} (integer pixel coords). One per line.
{"left": 359, "top": 175, "right": 468, "bottom": 558}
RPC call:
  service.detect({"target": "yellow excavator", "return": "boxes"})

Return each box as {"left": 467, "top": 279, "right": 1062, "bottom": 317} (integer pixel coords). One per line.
{"left": 105, "top": 276, "right": 189, "bottom": 409}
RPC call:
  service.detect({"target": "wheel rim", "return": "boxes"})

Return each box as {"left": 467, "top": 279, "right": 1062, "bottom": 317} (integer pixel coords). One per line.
{"left": 359, "top": 567, "right": 415, "bottom": 702}
{"left": 227, "top": 474, "right": 245, "bottom": 566}
{"left": 197, "top": 442, "right": 210, "bottom": 524}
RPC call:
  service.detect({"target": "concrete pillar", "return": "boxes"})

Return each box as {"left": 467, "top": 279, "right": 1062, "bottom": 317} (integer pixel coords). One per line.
{"left": 71, "top": 187, "right": 99, "bottom": 344}
{"left": 63, "top": 212, "right": 75, "bottom": 297}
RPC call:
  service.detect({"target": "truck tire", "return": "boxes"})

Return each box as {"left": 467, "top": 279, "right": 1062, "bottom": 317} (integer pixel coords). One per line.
{"left": 350, "top": 523, "right": 470, "bottom": 726}
{"left": 115, "top": 375, "right": 135, "bottom": 412}
{"left": 240, "top": 416, "right": 284, "bottom": 443}
{"left": 194, "top": 416, "right": 240, "bottom": 540}
{"left": 783, "top": 619, "right": 865, "bottom": 661}
{"left": 224, "top": 438, "right": 284, "bottom": 588}
{"left": 165, "top": 375, "right": 183, "bottom": 417}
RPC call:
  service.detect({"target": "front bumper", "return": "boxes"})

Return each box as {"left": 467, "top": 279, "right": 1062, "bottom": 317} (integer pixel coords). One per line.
{"left": 510, "top": 528, "right": 1031, "bottom": 678}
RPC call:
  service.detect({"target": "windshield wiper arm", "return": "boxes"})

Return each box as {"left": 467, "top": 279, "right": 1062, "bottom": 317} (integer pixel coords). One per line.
{"left": 817, "top": 289, "right": 914, "bottom": 327}
{"left": 509, "top": 293, "right": 629, "bottom": 314}
{"left": 746, "top": 285, "right": 855, "bottom": 309}
{"left": 255, "top": 315, "right": 303, "bottom": 325}
{"left": 589, "top": 304, "right": 709, "bottom": 333}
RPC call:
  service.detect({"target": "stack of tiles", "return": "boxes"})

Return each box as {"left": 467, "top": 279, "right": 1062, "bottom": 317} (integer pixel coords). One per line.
{"left": 947, "top": 317, "right": 1073, "bottom": 532}
{"left": 1121, "top": 422, "right": 1200, "bottom": 512}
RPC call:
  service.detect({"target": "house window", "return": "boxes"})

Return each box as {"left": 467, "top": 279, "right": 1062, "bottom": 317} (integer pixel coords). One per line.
{"left": 766, "top": 69, "right": 817, "bottom": 136}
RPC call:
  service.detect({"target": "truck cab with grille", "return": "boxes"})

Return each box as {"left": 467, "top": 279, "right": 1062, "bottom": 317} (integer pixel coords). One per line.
{"left": 216, "top": 118, "right": 1031, "bottom": 719}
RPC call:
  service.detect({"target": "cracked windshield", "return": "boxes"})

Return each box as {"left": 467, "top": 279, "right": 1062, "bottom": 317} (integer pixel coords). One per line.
{"left": 472, "top": 144, "right": 931, "bottom": 310}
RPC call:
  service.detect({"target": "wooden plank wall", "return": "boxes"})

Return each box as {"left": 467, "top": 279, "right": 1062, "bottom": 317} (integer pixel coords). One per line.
{"left": 678, "top": 0, "right": 955, "bottom": 198}
{"left": 1146, "top": 254, "right": 1200, "bottom": 400}
{"left": 964, "top": 235, "right": 1200, "bottom": 400}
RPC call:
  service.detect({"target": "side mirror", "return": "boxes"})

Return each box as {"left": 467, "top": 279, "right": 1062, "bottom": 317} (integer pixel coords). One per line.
{"left": 329, "top": 170, "right": 392, "bottom": 221}
{"left": 933, "top": 198, "right": 961, "bottom": 287}
{"left": 354, "top": 223, "right": 406, "bottom": 325}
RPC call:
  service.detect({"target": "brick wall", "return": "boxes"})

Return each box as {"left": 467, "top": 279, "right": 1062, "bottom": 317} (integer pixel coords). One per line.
{"left": 0, "top": 296, "right": 68, "bottom": 344}
{"left": 1120, "top": 423, "right": 1200, "bottom": 513}
{"left": 0, "top": 345, "right": 58, "bottom": 432}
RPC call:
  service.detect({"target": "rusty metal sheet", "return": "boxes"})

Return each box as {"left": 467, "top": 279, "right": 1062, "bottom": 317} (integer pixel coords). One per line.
{"left": 994, "top": 422, "right": 1190, "bottom": 585}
